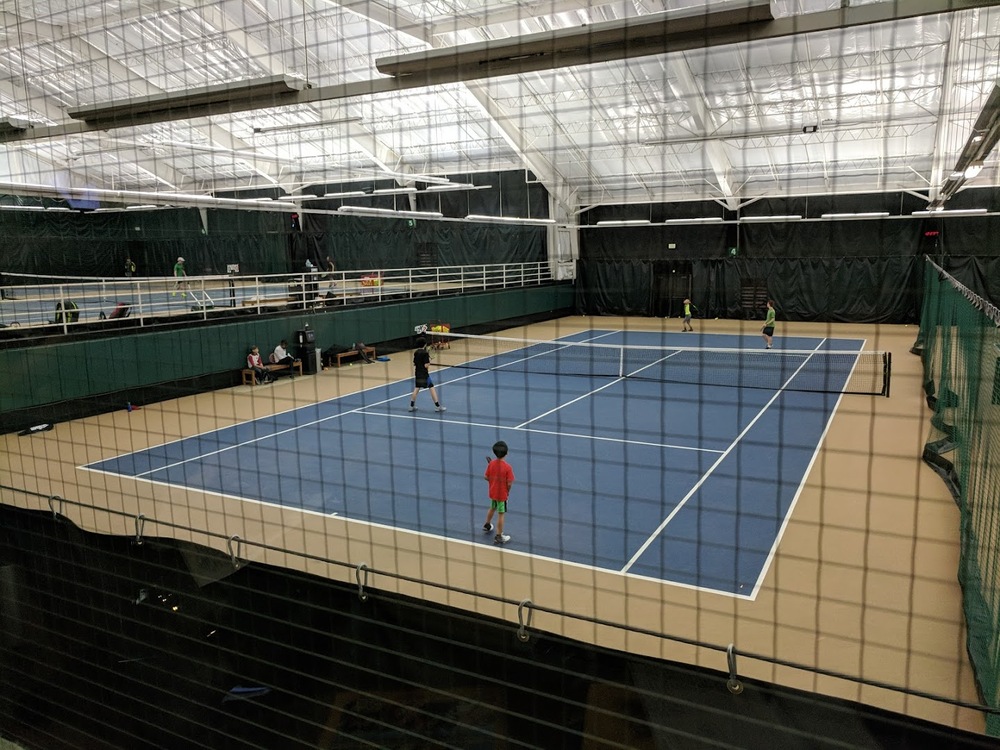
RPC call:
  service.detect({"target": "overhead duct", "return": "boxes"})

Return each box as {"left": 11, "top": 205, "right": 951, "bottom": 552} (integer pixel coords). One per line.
{"left": 377, "top": 2, "right": 774, "bottom": 78}
{"left": 68, "top": 75, "right": 310, "bottom": 127}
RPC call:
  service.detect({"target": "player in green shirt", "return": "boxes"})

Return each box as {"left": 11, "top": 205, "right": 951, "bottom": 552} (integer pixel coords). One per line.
{"left": 682, "top": 298, "right": 694, "bottom": 332}
{"left": 761, "top": 299, "right": 776, "bottom": 349}
{"left": 172, "top": 256, "right": 187, "bottom": 297}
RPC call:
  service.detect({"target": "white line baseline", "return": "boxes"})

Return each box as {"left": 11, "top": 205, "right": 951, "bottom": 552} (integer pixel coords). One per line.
{"left": 620, "top": 338, "right": 829, "bottom": 575}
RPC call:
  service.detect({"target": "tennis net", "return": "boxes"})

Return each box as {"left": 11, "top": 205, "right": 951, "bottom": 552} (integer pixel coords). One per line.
{"left": 433, "top": 332, "right": 892, "bottom": 396}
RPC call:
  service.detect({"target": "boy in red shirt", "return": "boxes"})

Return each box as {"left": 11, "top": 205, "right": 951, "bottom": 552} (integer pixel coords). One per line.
{"left": 483, "top": 440, "right": 515, "bottom": 545}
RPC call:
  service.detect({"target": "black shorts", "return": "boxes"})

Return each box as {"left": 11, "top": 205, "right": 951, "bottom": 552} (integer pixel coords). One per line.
{"left": 414, "top": 375, "right": 433, "bottom": 389}
{"left": 762, "top": 326, "right": 775, "bottom": 336}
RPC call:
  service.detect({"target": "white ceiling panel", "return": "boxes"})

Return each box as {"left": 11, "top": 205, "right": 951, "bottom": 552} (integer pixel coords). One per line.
{"left": 1, "top": 0, "right": 1000, "bottom": 212}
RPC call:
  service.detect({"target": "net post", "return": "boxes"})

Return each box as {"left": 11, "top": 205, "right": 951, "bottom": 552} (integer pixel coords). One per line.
{"left": 883, "top": 352, "right": 892, "bottom": 398}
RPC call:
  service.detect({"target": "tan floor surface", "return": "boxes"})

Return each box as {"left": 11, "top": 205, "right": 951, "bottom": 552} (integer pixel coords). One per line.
{"left": 0, "top": 316, "right": 985, "bottom": 733}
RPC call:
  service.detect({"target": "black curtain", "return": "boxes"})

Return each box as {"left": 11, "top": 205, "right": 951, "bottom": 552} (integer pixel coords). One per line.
{"left": 937, "top": 255, "right": 1000, "bottom": 307}
{"left": 323, "top": 217, "right": 545, "bottom": 272}
{"left": 581, "top": 257, "right": 922, "bottom": 323}
{"left": 699, "top": 257, "right": 921, "bottom": 323}
{"left": 739, "top": 218, "right": 919, "bottom": 258}
{"left": 575, "top": 260, "right": 653, "bottom": 316}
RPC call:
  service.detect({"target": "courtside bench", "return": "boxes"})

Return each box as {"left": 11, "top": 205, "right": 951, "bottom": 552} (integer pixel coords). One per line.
{"left": 334, "top": 346, "right": 376, "bottom": 367}
{"left": 241, "top": 359, "right": 303, "bottom": 385}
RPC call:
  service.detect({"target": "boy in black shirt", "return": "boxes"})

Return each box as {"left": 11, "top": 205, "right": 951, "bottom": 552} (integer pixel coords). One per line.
{"left": 409, "top": 337, "right": 446, "bottom": 412}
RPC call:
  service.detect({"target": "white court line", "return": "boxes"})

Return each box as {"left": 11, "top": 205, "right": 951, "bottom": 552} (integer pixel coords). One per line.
{"left": 361, "top": 410, "right": 724, "bottom": 454}
{"left": 515, "top": 349, "right": 685, "bottom": 429}
{"left": 515, "top": 378, "right": 627, "bottom": 428}
{"left": 620, "top": 338, "right": 829, "bottom": 575}
{"left": 745, "top": 339, "right": 868, "bottom": 599}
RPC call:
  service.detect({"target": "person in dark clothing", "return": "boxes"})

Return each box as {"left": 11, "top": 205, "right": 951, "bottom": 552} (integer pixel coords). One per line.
{"left": 408, "top": 337, "right": 446, "bottom": 412}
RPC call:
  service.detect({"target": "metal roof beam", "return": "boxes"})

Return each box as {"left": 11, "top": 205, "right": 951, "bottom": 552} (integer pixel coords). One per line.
{"left": 5, "top": 0, "right": 998, "bottom": 145}
{"left": 376, "top": 0, "right": 999, "bottom": 80}
{"left": 667, "top": 57, "right": 738, "bottom": 210}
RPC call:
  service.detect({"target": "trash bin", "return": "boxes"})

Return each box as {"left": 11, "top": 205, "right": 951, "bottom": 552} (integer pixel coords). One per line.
{"left": 296, "top": 327, "right": 317, "bottom": 374}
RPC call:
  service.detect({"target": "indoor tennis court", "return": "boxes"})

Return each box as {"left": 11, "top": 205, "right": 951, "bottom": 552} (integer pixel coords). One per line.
{"left": 83, "top": 329, "right": 888, "bottom": 598}
{"left": 4, "top": 1, "right": 1000, "bottom": 746}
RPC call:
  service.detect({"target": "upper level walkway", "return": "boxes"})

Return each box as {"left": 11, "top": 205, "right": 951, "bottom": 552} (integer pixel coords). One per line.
{"left": 0, "top": 262, "right": 559, "bottom": 337}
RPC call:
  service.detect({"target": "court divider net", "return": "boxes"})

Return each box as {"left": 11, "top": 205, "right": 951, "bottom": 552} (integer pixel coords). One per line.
{"left": 917, "top": 256, "right": 1000, "bottom": 734}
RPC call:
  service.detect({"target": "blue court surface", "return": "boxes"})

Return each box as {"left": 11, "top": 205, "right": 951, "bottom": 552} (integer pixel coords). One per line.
{"left": 84, "top": 330, "right": 871, "bottom": 599}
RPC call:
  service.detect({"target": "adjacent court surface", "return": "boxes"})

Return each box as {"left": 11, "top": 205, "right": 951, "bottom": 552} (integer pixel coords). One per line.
{"left": 84, "top": 329, "right": 872, "bottom": 598}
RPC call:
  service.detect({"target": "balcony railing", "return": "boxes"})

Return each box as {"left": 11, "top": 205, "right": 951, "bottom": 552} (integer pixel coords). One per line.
{"left": 0, "top": 262, "right": 558, "bottom": 335}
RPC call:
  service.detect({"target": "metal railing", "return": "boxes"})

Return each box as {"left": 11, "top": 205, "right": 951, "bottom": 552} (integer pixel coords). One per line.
{"left": 0, "top": 262, "right": 557, "bottom": 334}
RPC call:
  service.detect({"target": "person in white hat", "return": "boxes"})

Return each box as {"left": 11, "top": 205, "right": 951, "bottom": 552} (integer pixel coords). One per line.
{"left": 172, "top": 256, "right": 187, "bottom": 297}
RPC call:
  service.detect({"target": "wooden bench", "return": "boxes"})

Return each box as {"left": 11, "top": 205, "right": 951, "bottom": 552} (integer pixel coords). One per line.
{"left": 334, "top": 347, "right": 376, "bottom": 367}
{"left": 241, "top": 359, "right": 303, "bottom": 385}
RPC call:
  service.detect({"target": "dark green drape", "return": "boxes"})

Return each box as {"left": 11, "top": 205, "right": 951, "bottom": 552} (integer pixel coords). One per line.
{"left": 323, "top": 217, "right": 545, "bottom": 271}
{"left": 580, "top": 256, "right": 922, "bottom": 323}
{"left": 575, "top": 260, "right": 653, "bottom": 316}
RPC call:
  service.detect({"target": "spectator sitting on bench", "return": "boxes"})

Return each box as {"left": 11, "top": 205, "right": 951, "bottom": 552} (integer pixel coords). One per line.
{"left": 271, "top": 339, "right": 295, "bottom": 366}
{"left": 247, "top": 346, "right": 273, "bottom": 384}
{"left": 354, "top": 341, "right": 374, "bottom": 363}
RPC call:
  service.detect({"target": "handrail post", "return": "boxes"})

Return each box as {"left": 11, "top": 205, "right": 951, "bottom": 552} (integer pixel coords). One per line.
{"left": 135, "top": 280, "right": 145, "bottom": 326}
{"left": 58, "top": 284, "right": 68, "bottom": 334}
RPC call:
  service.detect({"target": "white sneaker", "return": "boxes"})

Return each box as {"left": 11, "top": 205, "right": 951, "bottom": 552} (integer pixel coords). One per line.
{"left": 408, "top": 405, "right": 416, "bottom": 411}
{"left": 483, "top": 523, "right": 494, "bottom": 533}
{"left": 494, "top": 534, "right": 510, "bottom": 545}
{"left": 435, "top": 405, "right": 447, "bottom": 412}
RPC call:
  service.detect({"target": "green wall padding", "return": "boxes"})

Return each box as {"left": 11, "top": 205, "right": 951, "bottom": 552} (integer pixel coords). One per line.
{"left": 0, "top": 285, "right": 573, "bottom": 413}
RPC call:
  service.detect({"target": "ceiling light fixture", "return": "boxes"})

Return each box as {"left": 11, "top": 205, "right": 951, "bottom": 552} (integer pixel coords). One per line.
{"left": 820, "top": 212, "right": 890, "bottom": 219}
{"left": 595, "top": 219, "right": 652, "bottom": 226}
{"left": 663, "top": 217, "right": 724, "bottom": 225}
{"left": 373, "top": 187, "right": 418, "bottom": 195}
{"left": 295, "top": 191, "right": 368, "bottom": 200}
{"left": 423, "top": 183, "right": 492, "bottom": 192}
{"left": 964, "top": 163, "right": 984, "bottom": 179}
{"left": 912, "top": 208, "right": 988, "bottom": 216}
{"left": 738, "top": 215, "right": 803, "bottom": 222}
{"left": 252, "top": 116, "right": 362, "bottom": 134}
{"left": 338, "top": 205, "right": 443, "bottom": 219}
{"left": 465, "top": 214, "right": 556, "bottom": 226}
